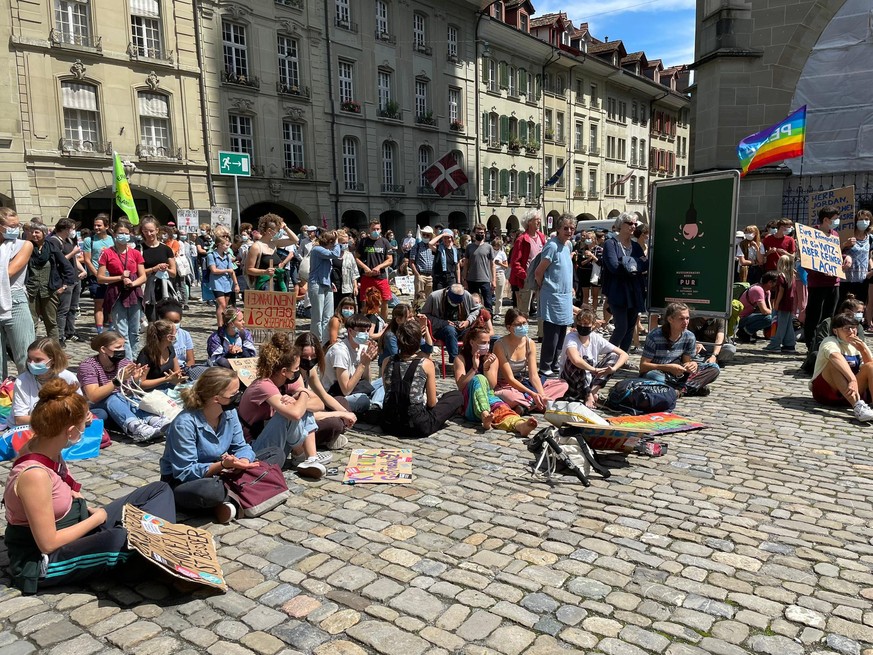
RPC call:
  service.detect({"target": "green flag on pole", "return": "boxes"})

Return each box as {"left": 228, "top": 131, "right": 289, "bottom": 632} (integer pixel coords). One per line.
{"left": 113, "top": 152, "right": 139, "bottom": 225}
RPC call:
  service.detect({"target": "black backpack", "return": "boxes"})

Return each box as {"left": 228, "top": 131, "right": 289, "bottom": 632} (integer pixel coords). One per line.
{"left": 381, "top": 358, "right": 427, "bottom": 437}
{"left": 606, "top": 378, "right": 677, "bottom": 415}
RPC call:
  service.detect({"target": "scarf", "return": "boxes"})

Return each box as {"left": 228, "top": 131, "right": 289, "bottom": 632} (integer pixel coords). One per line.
{"left": 29, "top": 242, "right": 52, "bottom": 267}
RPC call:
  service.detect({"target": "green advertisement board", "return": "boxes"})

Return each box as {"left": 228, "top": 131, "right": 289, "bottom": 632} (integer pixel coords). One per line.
{"left": 648, "top": 171, "right": 740, "bottom": 317}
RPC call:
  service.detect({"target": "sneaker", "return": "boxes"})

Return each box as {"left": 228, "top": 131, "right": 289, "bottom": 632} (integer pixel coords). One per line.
{"left": 541, "top": 369, "right": 556, "bottom": 378}
{"left": 214, "top": 501, "right": 237, "bottom": 524}
{"left": 291, "top": 451, "right": 333, "bottom": 468}
{"left": 853, "top": 400, "right": 873, "bottom": 422}
{"left": 145, "top": 415, "right": 172, "bottom": 430}
{"left": 327, "top": 434, "right": 349, "bottom": 450}
{"left": 126, "top": 419, "right": 161, "bottom": 443}
{"left": 296, "top": 458, "right": 326, "bottom": 479}
{"left": 781, "top": 348, "right": 798, "bottom": 354}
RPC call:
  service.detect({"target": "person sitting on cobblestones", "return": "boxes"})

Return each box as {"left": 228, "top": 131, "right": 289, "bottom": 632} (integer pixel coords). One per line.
{"left": 810, "top": 313, "right": 873, "bottom": 421}
{"left": 688, "top": 316, "right": 736, "bottom": 366}
{"left": 322, "top": 313, "right": 380, "bottom": 414}
{"left": 737, "top": 271, "right": 778, "bottom": 342}
{"left": 5, "top": 378, "right": 176, "bottom": 593}
{"left": 640, "top": 302, "right": 720, "bottom": 396}
{"left": 421, "top": 283, "right": 481, "bottom": 364}
{"left": 560, "top": 308, "right": 627, "bottom": 408}
{"left": 454, "top": 325, "right": 537, "bottom": 436}
{"left": 378, "top": 303, "right": 434, "bottom": 367}
{"left": 160, "top": 368, "right": 287, "bottom": 524}
{"left": 326, "top": 296, "right": 356, "bottom": 348}
{"left": 12, "top": 337, "right": 80, "bottom": 425}
{"left": 78, "top": 331, "right": 165, "bottom": 442}
{"left": 238, "top": 333, "right": 331, "bottom": 479}
{"left": 207, "top": 308, "right": 256, "bottom": 368}
{"left": 494, "top": 308, "right": 569, "bottom": 413}
{"left": 802, "top": 295, "right": 865, "bottom": 374}
{"left": 136, "top": 319, "right": 186, "bottom": 392}
{"left": 156, "top": 299, "right": 198, "bottom": 376}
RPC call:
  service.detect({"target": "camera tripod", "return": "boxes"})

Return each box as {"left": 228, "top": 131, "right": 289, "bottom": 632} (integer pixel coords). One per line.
{"left": 524, "top": 424, "right": 611, "bottom": 487}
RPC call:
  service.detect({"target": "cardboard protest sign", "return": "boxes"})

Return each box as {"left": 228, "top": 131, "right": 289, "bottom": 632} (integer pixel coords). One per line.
{"left": 243, "top": 290, "right": 296, "bottom": 337}
{"left": 176, "top": 209, "right": 200, "bottom": 234}
{"left": 394, "top": 275, "right": 414, "bottom": 296}
{"left": 210, "top": 207, "right": 233, "bottom": 232}
{"left": 122, "top": 504, "right": 226, "bottom": 591}
{"left": 607, "top": 412, "right": 705, "bottom": 436}
{"left": 228, "top": 358, "right": 258, "bottom": 387}
{"left": 808, "top": 186, "right": 855, "bottom": 235}
{"left": 343, "top": 448, "right": 413, "bottom": 484}
{"left": 796, "top": 223, "right": 846, "bottom": 279}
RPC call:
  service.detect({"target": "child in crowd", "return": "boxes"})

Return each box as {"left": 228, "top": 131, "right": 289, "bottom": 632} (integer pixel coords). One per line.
{"left": 763, "top": 255, "right": 797, "bottom": 353}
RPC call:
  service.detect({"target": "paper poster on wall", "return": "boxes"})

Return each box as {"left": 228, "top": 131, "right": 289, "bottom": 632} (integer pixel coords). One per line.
{"left": 807, "top": 185, "right": 854, "bottom": 234}
{"left": 122, "top": 504, "right": 227, "bottom": 591}
{"left": 176, "top": 209, "right": 200, "bottom": 234}
{"left": 796, "top": 223, "right": 846, "bottom": 279}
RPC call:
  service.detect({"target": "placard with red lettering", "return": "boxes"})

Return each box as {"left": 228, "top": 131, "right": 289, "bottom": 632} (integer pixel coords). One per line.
{"left": 243, "top": 290, "right": 296, "bottom": 332}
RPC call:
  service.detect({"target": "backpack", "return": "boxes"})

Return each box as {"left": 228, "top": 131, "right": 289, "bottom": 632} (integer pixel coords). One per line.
{"left": 606, "top": 378, "right": 677, "bottom": 415}
{"left": 523, "top": 251, "right": 543, "bottom": 290}
{"left": 381, "top": 358, "right": 427, "bottom": 437}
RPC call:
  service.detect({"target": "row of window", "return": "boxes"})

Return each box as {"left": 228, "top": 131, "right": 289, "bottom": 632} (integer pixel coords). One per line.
{"left": 55, "top": 0, "right": 167, "bottom": 58}
{"left": 482, "top": 60, "right": 541, "bottom": 99}
{"left": 481, "top": 169, "right": 540, "bottom": 202}
{"left": 481, "top": 114, "right": 542, "bottom": 148}
{"left": 651, "top": 148, "right": 676, "bottom": 173}
{"left": 373, "top": 69, "right": 463, "bottom": 124}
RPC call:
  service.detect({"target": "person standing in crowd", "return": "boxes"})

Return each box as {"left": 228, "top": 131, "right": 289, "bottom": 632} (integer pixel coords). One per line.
{"left": 602, "top": 213, "right": 648, "bottom": 351}
{"left": 762, "top": 218, "right": 796, "bottom": 272}
{"left": 535, "top": 214, "right": 576, "bottom": 376}
{"left": 246, "top": 215, "right": 291, "bottom": 292}
{"left": 804, "top": 207, "right": 844, "bottom": 345}
{"left": 400, "top": 230, "right": 416, "bottom": 275}
{"left": 840, "top": 210, "right": 872, "bottom": 306}
{"left": 461, "top": 224, "right": 496, "bottom": 311}
{"left": 737, "top": 271, "right": 778, "bottom": 341}
{"left": 207, "top": 235, "right": 240, "bottom": 329}
{"left": 763, "top": 255, "right": 799, "bottom": 354}
{"left": 96, "top": 220, "right": 146, "bottom": 360}
{"left": 738, "top": 225, "right": 764, "bottom": 283}
{"left": 27, "top": 222, "right": 76, "bottom": 342}
{"left": 0, "top": 208, "right": 36, "bottom": 373}
{"left": 574, "top": 232, "right": 599, "bottom": 311}
{"left": 140, "top": 216, "right": 177, "bottom": 322}
{"left": 509, "top": 210, "right": 546, "bottom": 321}
{"left": 335, "top": 229, "right": 359, "bottom": 312}
{"left": 410, "top": 225, "right": 435, "bottom": 297}
{"left": 174, "top": 231, "right": 194, "bottom": 309}
{"left": 308, "top": 230, "right": 342, "bottom": 343}
{"left": 354, "top": 220, "right": 393, "bottom": 320}
{"left": 492, "top": 237, "right": 508, "bottom": 315}
{"left": 82, "top": 214, "right": 114, "bottom": 334}
{"left": 421, "top": 283, "right": 481, "bottom": 364}
{"left": 195, "top": 223, "right": 212, "bottom": 290}
{"left": 429, "top": 229, "right": 460, "bottom": 292}
{"left": 809, "top": 313, "right": 873, "bottom": 422}
{"left": 49, "top": 219, "right": 81, "bottom": 346}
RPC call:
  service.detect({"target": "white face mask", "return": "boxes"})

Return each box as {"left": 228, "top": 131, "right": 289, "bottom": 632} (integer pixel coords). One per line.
{"left": 857, "top": 221, "right": 870, "bottom": 231}
{"left": 768, "top": 228, "right": 777, "bottom": 235}
{"left": 744, "top": 233, "right": 754, "bottom": 241}
{"left": 831, "top": 218, "right": 841, "bottom": 228}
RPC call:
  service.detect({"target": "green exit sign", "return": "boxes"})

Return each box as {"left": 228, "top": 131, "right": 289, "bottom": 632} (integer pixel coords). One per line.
{"left": 218, "top": 151, "right": 251, "bottom": 176}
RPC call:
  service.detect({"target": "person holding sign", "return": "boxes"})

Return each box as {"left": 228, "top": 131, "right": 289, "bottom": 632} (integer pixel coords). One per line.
{"left": 803, "top": 207, "right": 845, "bottom": 346}
{"left": 810, "top": 314, "right": 873, "bottom": 422}
{"left": 840, "top": 210, "right": 872, "bottom": 308}
{"left": 4, "top": 379, "right": 176, "bottom": 593}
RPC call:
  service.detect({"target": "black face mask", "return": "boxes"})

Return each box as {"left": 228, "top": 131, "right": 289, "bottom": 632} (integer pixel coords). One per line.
{"left": 109, "top": 349, "right": 126, "bottom": 363}
{"left": 299, "top": 358, "right": 318, "bottom": 372}
{"left": 475, "top": 233, "right": 485, "bottom": 241}
{"left": 577, "top": 326, "right": 593, "bottom": 336}
{"left": 221, "top": 390, "right": 243, "bottom": 411}
{"left": 287, "top": 371, "right": 301, "bottom": 385}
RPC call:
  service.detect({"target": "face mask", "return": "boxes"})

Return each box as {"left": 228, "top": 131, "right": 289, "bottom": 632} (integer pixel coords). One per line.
{"left": 606, "top": 231, "right": 616, "bottom": 239}
{"left": 287, "top": 370, "right": 301, "bottom": 385}
{"left": 169, "top": 335, "right": 177, "bottom": 344}
{"left": 371, "top": 230, "right": 381, "bottom": 240}
{"left": 115, "top": 233, "right": 131, "bottom": 244}
{"left": 3, "top": 229, "right": 20, "bottom": 241}
{"left": 66, "top": 427, "right": 83, "bottom": 448}
{"left": 220, "top": 390, "right": 243, "bottom": 409}
{"left": 179, "top": 235, "right": 188, "bottom": 242}
{"left": 353, "top": 331, "right": 370, "bottom": 345}
{"left": 109, "top": 349, "right": 126, "bottom": 363}
{"left": 577, "top": 326, "right": 593, "bottom": 336}
{"left": 858, "top": 221, "right": 870, "bottom": 231}
{"left": 584, "top": 239, "right": 592, "bottom": 245}
{"left": 785, "top": 227, "right": 794, "bottom": 235}
{"left": 199, "top": 230, "right": 206, "bottom": 235}
{"left": 299, "top": 357, "right": 317, "bottom": 372}
{"left": 161, "top": 234, "right": 169, "bottom": 241}
{"left": 341, "top": 243, "right": 349, "bottom": 251}
{"left": 27, "top": 361, "right": 50, "bottom": 376}
{"left": 341, "top": 309, "right": 354, "bottom": 318}
{"left": 744, "top": 233, "right": 754, "bottom": 241}
{"left": 475, "top": 233, "right": 485, "bottom": 241}
{"left": 831, "top": 218, "right": 841, "bottom": 228}
{"left": 855, "top": 312, "right": 864, "bottom": 323}
{"left": 513, "top": 324, "right": 529, "bottom": 338}
{"left": 768, "top": 228, "right": 777, "bottom": 235}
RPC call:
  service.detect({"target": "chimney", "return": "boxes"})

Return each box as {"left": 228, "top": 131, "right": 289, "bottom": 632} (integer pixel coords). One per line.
{"left": 604, "top": 36, "right": 609, "bottom": 42}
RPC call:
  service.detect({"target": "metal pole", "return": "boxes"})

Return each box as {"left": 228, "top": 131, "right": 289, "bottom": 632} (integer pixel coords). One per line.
{"left": 234, "top": 175, "right": 240, "bottom": 234}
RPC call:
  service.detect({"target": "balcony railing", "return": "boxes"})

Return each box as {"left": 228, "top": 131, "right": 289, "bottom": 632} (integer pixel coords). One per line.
{"left": 413, "top": 42, "right": 432, "bottom": 55}
{"left": 381, "top": 184, "right": 405, "bottom": 194}
{"left": 277, "top": 82, "right": 310, "bottom": 98}
{"left": 136, "top": 143, "right": 181, "bottom": 160}
{"left": 555, "top": 136, "right": 566, "bottom": 146}
{"left": 487, "top": 137, "right": 500, "bottom": 149}
{"left": 49, "top": 29, "right": 102, "bottom": 51}
{"left": 375, "top": 31, "right": 396, "bottom": 44}
{"left": 507, "top": 194, "right": 520, "bottom": 204}
{"left": 127, "top": 42, "right": 173, "bottom": 62}
{"left": 276, "top": 0, "right": 303, "bottom": 7}
{"left": 284, "top": 167, "right": 313, "bottom": 180}
{"left": 576, "top": 143, "right": 586, "bottom": 153}
{"left": 378, "top": 107, "right": 402, "bottom": 120}
{"left": 417, "top": 186, "right": 438, "bottom": 196}
{"left": 344, "top": 181, "right": 364, "bottom": 191}
{"left": 589, "top": 147, "right": 600, "bottom": 156}
{"left": 335, "top": 18, "right": 358, "bottom": 32}
{"left": 573, "top": 190, "right": 585, "bottom": 198}
{"left": 588, "top": 191, "right": 599, "bottom": 199}
{"left": 450, "top": 121, "right": 464, "bottom": 132}
{"left": 415, "top": 113, "right": 436, "bottom": 127}
{"left": 221, "top": 70, "right": 260, "bottom": 89}
{"left": 59, "top": 138, "right": 112, "bottom": 155}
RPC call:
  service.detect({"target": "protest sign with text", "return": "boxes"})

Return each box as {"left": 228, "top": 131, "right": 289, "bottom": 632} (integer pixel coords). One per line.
{"left": 210, "top": 207, "right": 233, "bottom": 232}
{"left": 796, "top": 223, "right": 846, "bottom": 279}
{"left": 808, "top": 186, "right": 855, "bottom": 235}
{"left": 228, "top": 357, "right": 258, "bottom": 387}
{"left": 176, "top": 209, "right": 200, "bottom": 234}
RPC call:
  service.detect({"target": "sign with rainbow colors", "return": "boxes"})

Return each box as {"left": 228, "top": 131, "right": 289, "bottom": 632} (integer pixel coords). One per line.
{"left": 343, "top": 448, "right": 413, "bottom": 484}
{"left": 737, "top": 106, "right": 806, "bottom": 176}
{"left": 607, "top": 412, "right": 705, "bottom": 436}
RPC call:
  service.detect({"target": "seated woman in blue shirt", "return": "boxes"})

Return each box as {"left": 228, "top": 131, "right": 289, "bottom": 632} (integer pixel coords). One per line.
{"left": 159, "top": 368, "right": 285, "bottom": 524}
{"left": 378, "top": 303, "right": 434, "bottom": 367}
{"left": 206, "top": 307, "right": 256, "bottom": 368}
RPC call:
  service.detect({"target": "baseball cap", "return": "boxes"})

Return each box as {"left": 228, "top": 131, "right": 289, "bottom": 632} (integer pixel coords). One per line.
{"left": 440, "top": 229, "right": 454, "bottom": 237}
{"left": 736, "top": 230, "right": 744, "bottom": 238}
{"left": 447, "top": 287, "right": 465, "bottom": 305}
{"left": 304, "top": 225, "right": 317, "bottom": 232}
{"left": 420, "top": 225, "right": 434, "bottom": 234}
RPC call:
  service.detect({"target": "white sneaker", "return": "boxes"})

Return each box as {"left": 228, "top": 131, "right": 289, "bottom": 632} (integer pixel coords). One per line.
{"left": 853, "top": 400, "right": 873, "bottom": 422}
{"left": 145, "top": 415, "right": 172, "bottom": 430}
{"left": 327, "top": 434, "right": 349, "bottom": 450}
{"left": 296, "top": 458, "right": 326, "bottom": 479}
{"left": 126, "top": 419, "right": 161, "bottom": 443}
{"left": 292, "top": 451, "right": 332, "bottom": 467}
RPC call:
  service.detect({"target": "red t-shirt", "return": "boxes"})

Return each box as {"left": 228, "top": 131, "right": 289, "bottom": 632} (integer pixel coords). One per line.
{"left": 762, "top": 234, "right": 796, "bottom": 271}
{"left": 238, "top": 379, "right": 280, "bottom": 442}
{"left": 98, "top": 246, "right": 144, "bottom": 277}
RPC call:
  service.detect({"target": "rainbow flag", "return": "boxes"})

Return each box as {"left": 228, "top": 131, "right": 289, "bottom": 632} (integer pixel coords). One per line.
{"left": 737, "top": 105, "right": 806, "bottom": 176}
{"left": 607, "top": 412, "right": 705, "bottom": 436}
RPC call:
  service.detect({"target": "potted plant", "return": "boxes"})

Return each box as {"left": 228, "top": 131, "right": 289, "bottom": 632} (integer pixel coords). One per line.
{"left": 450, "top": 119, "right": 464, "bottom": 132}
{"left": 508, "top": 137, "right": 521, "bottom": 152}
{"left": 341, "top": 100, "right": 361, "bottom": 113}
{"left": 380, "top": 100, "right": 400, "bottom": 119}
{"left": 289, "top": 166, "right": 308, "bottom": 178}
{"left": 417, "top": 111, "right": 436, "bottom": 126}
{"left": 545, "top": 128, "right": 555, "bottom": 140}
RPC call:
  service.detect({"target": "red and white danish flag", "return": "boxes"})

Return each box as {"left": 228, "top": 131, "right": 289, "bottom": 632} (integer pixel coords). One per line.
{"left": 423, "top": 152, "right": 468, "bottom": 197}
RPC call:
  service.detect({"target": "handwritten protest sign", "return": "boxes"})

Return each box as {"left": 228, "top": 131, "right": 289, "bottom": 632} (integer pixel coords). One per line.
{"left": 808, "top": 186, "right": 854, "bottom": 236}
{"left": 228, "top": 358, "right": 258, "bottom": 387}
{"left": 343, "top": 448, "right": 413, "bottom": 484}
{"left": 210, "top": 207, "right": 233, "bottom": 232}
{"left": 122, "top": 504, "right": 226, "bottom": 591}
{"left": 243, "top": 290, "right": 296, "bottom": 336}
{"left": 796, "top": 223, "right": 846, "bottom": 279}
{"left": 176, "top": 209, "right": 200, "bottom": 234}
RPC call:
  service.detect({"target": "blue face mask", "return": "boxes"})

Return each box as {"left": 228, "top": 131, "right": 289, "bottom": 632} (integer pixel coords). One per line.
{"left": 341, "top": 243, "right": 349, "bottom": 251}
{"left": 341, "top": 309, "right": 354, "bottom": 318}
{"left": 371, "top": 230, "right": 381, "bottom": 240}
{"left": 3, "top": 229, "right": 20, "bottom": 241}
{"left": 513, "top": 324, "right": 529, "bottom": 338}
{"left": 353, "top": 331, "right": 369, "bottom": 345}
{"left": 115, "top": 233, "right": 131, "bottom": 244}
{"left": 855, "top": 312, "right": 864, "bottom": 323}
{"left": 27, "top": 361, "right": 50, "bottom": 376}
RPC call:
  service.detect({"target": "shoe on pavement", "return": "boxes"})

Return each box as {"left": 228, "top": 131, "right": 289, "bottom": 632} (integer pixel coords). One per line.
{"left": 541, "top": 369, "right": 556, "bottom": 378}
{"left": 145, "top": 415, "right": 172, "bottom": 430}
{"left": 214, "top": 501, "right": 237, "bottom": 524}
{"left": 327, "top": 434, "right": 349, "bottom": 450}
{"left": 291, "top": 451, "right": 333, "bottom": 467}
{"left": 126, "top": 419, "right": 161, "bottom": 443}
{"left": 296, "top": 458, "right": 326, "bottom": 479}
{"left": 853, "top": 400, "right": 873, "bottom": 422}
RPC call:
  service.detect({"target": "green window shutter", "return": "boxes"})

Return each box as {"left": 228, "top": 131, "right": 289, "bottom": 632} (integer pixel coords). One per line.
{"left": 499, "top": 61, "right": 508, "bottom": 88}
{"left": 482, "top": 112, "right": 489, "bottom": 140}
{"left": 535, "top": 173, "right": 541, "bottom": 197}
{"left": 482, "top": 167, "right": 489, "bottom": 194}
{"left": 500, "top": 115, "right": 509, "bottom": 143}
{"left": 536, "top": 123, "right": 541, "bottom": 143}
{"left": 519, "top": 120, "right": 527, "bottom": 142}
{"left": 518, "top": 171, "right": 527, "bottom": 192}
{"left": 482, "top": 58, "right": 489, "bottom": 83}
{"left": 519, "top": 69, "right": 527, "bottom": 92}
{"left": 535, "top": 75, "right": 541, "bottom": 100}
{"left": 499, "top": 169, "right": 509, "bottom": 196}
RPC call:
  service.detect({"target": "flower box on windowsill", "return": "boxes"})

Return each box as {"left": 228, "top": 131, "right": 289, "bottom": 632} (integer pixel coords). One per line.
{"left": 341, "top": 101, "right": 361, "bottom": 114}
{"left": 508, "top": 141, "right": 521, "bottom": 154}
{"left": 284, "top": 167, "right": 312, "bottom": 180}
{"left": 415, "top": 113, "right": 436, "bottom": 127}
{"left": 450, "top": 120, "right": 464, "bottom": 132}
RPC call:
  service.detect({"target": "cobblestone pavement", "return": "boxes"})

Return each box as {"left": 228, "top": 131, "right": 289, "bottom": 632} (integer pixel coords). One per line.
{"left": 1, "top": 291, "right": 872, "bottom": 655}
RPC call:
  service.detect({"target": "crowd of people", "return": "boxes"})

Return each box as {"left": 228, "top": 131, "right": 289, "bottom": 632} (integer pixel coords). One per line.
{"left": 4, "top": 202, "right": 873, "bottom": 593}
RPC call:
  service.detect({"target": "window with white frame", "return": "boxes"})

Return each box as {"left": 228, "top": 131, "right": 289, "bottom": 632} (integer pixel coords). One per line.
{"left": 229, "top": 114, "right": 253, "bottom": 160}
{"left": 508, "top": 66, "right": 516, "bottom": 96}
{"left": 61, "top": 81, "right": 100, "bottom": 148}
{"left": 55, "top": 0, "right": 91, "bottom": 46}
{"left": 342, "top": 136, "right": 358, "bottom": 188}
{"left": 556, "top": 112, "right": 564, "bottom": 141}
{"left": 448, "top": 87, "right": 460, "bottom": 123}
{"left": 413, "top": 13, "right": 426, "bottom": 48}
{"left": 336, "top": 0, "right": 350, "bottom": 25}
{"left": 574, "top": 168, "right": 583, "bottom": 194}
{"left": 377, "top": 70, "right": 392, "bottom": 111}
{"left": 525, "top": 70, "right": 533, "bottom": 97}
{"left": 130, "top": 0, "right": 162, "bottom": 58}
{"left": 638, "top": 176, "right": 645, "bottom": 200}
{"left": 415, "top": 79, "right": 428, "bottom": 118}
{"left": 382, "top": 142, "right": 395, "bottom": 186}
{"left": 589, "top": 123, "right": 598, "bottom": 151}
{"left": 338, "top": 60, "right": 354, "bottom": 103}
{"left": 575, "top": 121, "right": 583, "bottom": 150}
{"left": 138, "top": 92, "right": 170, "bottom": 153}
{"left": 508, "top": 170, "right": 517, "bottom": 199}
{"left": 640, "top": 139, "right": 646, "bottom": 167}
{"left": 618, "top": 138, "right": 626, "bottom": 161}
{"left": 277, "top": 35, "right": 300, "bottom": 90}
{"left": 283, "top": 121, "right": 305, "bottom": 171}
{"left": 555, "top": 158, "right": 564, "bottom": 187}
{"left": 488, "top": 113, "right": 498, "bottom": 144}
{"left": 447, "top": 25, "right": 458, "bottom": 59}
{"left": 526, "top": 172, "right": 534, "bottom": 200}
{"left": 629, "top": 175, "right": 636, "bottom": 200}
{"left": 488, "top": 59, "right": 497, "bottom": 92}
{"left": 222, "top": 21, "right": 247, "bottom": 77}
{"left": 418, "top": 146, "right": 432, "bottom": 187}
{"left": 375, "top": 0, "right": 388, "bottom": 35}
{"left": 489, "top": 168, "right": 498, "bottom": 199}
{"left": 588, "top": 169, "right": 597, "bottom": 195}
{"left": 545, "top": 156, "right": 553, "bottom": 177}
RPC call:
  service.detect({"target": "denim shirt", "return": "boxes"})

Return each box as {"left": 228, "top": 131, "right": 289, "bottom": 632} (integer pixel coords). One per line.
{"left": 159, "top": 408, "right": 255, "bottom": 482}
{"left": 309, "top": 244, "right": 341, "bottom": 286}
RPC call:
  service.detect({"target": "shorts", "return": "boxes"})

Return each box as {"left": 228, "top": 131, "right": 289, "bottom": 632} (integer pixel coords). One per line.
{"left": 88, "top": 279, "right": 107, "bottom": 299}
{"left": 360, "top": 275, "right": 391, "bottom": 301}
{"left": 212, "top": 290, "right": 234, "bottom": 299}
{"left": 811, "top": 374, "right": 848, "bottom": 406}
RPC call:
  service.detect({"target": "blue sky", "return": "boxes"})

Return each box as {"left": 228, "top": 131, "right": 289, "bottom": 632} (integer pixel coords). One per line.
{"left": 533, "top": 0, "right": 696, "bottom": 67}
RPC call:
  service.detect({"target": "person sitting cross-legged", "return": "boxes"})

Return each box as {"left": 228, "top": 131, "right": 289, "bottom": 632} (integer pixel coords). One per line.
{"left": 421, "top": 283, "right": 481, "bottom": 364}
{"left": 639, "top": 302, "right": 720, "bottom": 397}
{"left": 560, "top": 308, "right": 628, "bottom": 407}
{"left": 322, "top": 313, "right": 381, "bottom": 413}
{"left": 737, "top": 271, "right": 778, "bottom": 342}
{"left": 810, "top": 313, "right": 873, "bottom": 422}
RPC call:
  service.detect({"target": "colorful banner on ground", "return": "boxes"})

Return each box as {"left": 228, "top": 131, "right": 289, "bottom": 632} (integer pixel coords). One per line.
{"left": 648, "top": 171, "right": 740, "bottom": 317}
{"left": 607, "top": 412, "right": 705, "bottom": 436}
{"left": 807, "top": 186, "right": 855, "bottom": 236}
{"left": 737, "top": 105, "right": 806, "bottom": 176}
{"left": 113, "top": 152, "right": 140, "bottom": 225}
{"left": 796, "top": 223, "right": 846, "bottom": 279}
{"left": 122, "top": 504, "right": 226, "bottom": 591}
{"left": 343, "top": 448, "right": 413, "bottom": 484}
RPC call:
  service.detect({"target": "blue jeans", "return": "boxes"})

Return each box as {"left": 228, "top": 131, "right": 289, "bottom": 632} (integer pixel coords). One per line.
{"left": 765, "top": 310, "right": 796, "bottom": 350}
{"left": 251, "top": 411, "right": 318, "bottom": 457}
{"left": 434, "top": 324, "right": 463, "bottom": 361}
{"left": 344, "top": 379, "right": 383, "bottom": 413}
{"left": 739, "top": 312, "right": 775, "bottom": 336}
{"left": 111, "top": 302, "right": 144, "bottom": 360}
{"left": 308, "top": 281, "right": 333, "bottom": 343}
{"left": 90, "top": 392, "right": 151, "bottom": 430}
